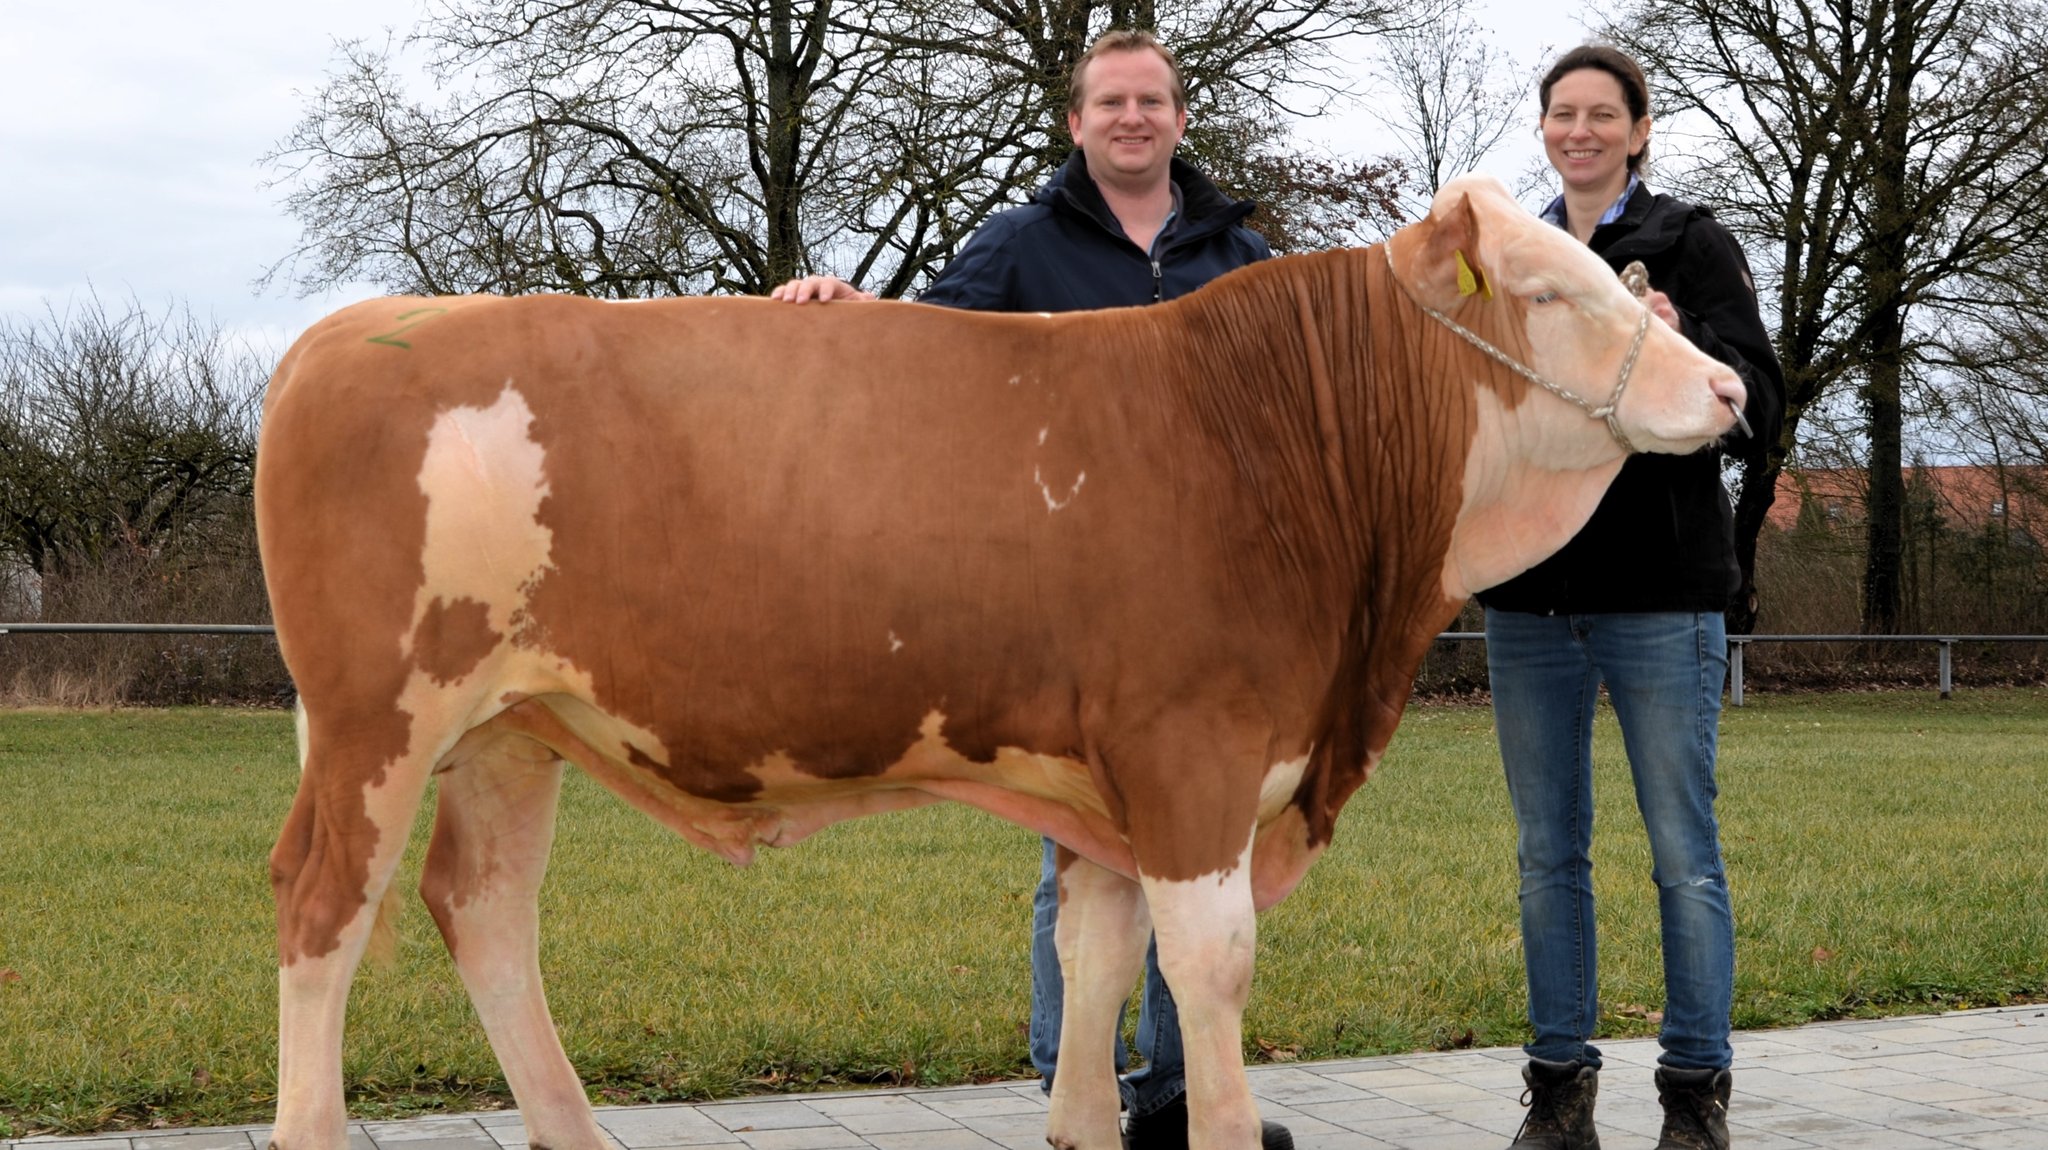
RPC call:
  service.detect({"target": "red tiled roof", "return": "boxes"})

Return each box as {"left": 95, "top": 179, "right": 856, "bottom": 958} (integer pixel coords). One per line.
{"left": 1767, "top": 465, "right": 2048, "bottom": 532}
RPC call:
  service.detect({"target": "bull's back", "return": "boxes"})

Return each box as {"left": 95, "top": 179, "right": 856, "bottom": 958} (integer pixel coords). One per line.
{"left": 257, "top": 293, "right": 1214, "bottom": 785}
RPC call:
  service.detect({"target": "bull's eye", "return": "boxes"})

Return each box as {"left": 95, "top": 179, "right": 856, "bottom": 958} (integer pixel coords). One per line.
{"left": 1531, "top": 291, "right": 1560, "bottom": 305}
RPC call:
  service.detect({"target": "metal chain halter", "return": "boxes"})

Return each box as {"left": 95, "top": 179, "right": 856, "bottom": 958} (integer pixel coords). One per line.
{"left": 1382, "top": 242, "right": 1647, "bottom": 453}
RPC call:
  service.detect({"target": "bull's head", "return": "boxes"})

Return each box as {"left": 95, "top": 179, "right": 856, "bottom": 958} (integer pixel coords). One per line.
{"left": 1390, "top": 173, "right": 1745, "bottom": 463}
{"left": 1385, "top": 174, "right": 1753, "bottom": 599}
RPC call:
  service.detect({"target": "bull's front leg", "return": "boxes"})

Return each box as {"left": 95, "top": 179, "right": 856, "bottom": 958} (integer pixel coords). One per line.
{"left": 1142, "top": 842, "right": 1260, "bottom": 1150}
{"left": 1045, "top": 845, "right": 1152, "bottom": 1150}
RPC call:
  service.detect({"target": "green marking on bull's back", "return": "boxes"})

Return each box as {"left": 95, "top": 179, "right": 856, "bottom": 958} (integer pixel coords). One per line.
{"left": 366, "top": 307, "right": 450, "bottom": 349}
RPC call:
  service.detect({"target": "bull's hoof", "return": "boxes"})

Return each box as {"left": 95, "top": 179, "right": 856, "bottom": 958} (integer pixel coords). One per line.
{"left": 1121, "top": 1095, "right": 1293, "bottom": 1150}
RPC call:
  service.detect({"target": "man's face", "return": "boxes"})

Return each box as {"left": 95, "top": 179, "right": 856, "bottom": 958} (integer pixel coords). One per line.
{"left": 1066, "top": 49, "right": 1186, "bottom": 190}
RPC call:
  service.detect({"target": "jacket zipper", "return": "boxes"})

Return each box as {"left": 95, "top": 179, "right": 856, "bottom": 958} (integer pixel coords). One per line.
{"left": 1151, "top": 259, "right": 1163, "bottom": 302}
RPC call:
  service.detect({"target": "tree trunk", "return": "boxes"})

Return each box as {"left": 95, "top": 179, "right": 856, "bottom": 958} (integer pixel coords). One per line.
{"left": 1857, "top": 0, "right": 1918, "bottom": 636}
{"left": 1728, "top": 453, "right": 1783, "bottom": 634}
{"left": 762, "top": 0, "right": 814, "bottom": 287}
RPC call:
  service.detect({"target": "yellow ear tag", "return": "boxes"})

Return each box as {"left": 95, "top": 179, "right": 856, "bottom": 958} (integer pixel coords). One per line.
{"left": 1456, "top": 250, "right": 1492, "bottom": 299}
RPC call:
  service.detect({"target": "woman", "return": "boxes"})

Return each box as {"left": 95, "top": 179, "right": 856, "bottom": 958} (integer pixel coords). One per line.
{"left": 1480, "top": 45, "right": 1784, "bottom": 1150}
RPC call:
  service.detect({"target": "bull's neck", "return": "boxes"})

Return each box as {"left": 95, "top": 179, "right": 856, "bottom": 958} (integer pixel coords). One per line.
{"left": 1146, "top": 251, "right": 1383, "bottom": 562}
{"left": 1130, "top": 247, "right": 1485, "bottom": 844}
{"left": 1161, "top": 256, "right": 1473, "bottom": 610}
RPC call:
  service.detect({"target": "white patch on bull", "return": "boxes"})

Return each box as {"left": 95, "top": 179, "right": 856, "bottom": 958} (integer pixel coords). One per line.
{"left": 888, "top": 630, "right": 904, "bottom": 653}
{"left": 1138, "top": 835, "right": 1259, "bottom": 1134}
{"left": 1444, "top": 386, "right": 1624, "bottom": 602}
{"left": 406, "top": 383, "right": 553, "bottom": 666}
{"left": 1037, "top": 427, "right": 1049, "bottom": 446}
{"left": 391, "top": 384, "right": 669, "bottom": 777}
{"left": 1009, "top": 375, "right": 1022, "bottom": 386}
{"left": 1034, "top": 465, "right": 1087, "bottom": 512}
{"left": 294, "top": 698, "right": 311, "bottom": 773}
{"left": 1034, "top": 312, "right": 1052, "bottom": 319}
{"left": 1255, "top": 753, "right": 1310, "bottom": 824}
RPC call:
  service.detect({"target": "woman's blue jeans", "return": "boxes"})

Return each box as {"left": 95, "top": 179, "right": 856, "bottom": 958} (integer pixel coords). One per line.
{"left": 1484, "top": 607, "right": 1736, "bottom": 1072}
{"left": 1029, "top": 837, "right": 1185, "bottom": 1115}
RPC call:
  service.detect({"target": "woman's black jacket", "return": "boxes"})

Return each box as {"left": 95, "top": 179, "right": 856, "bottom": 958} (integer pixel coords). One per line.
{"left": 1477, "top": 184, "right": 1786, "bottom": 615}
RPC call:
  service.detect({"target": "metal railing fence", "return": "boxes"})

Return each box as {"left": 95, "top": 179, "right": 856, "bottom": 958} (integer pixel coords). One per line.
{"left": 5, "top": 625, "right": 2043, "bottom": 706}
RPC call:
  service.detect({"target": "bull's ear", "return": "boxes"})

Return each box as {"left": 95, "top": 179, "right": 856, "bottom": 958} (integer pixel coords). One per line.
{"left": 1408, "top": 189, "right": 1484, "bottom": 306}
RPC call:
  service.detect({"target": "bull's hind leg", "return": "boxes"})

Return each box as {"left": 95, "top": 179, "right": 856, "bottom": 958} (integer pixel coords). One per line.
{"left": 419, "top": 733, "right": 611, "bottom": 1150}
{"left": 1045, "top": 847, "right": 1152, "bottom": 1150}
{"left": 1142, "top": 854, "right": 1259, "bottom": 1150}
{"left": 271, "top": 712, "right": 444, "bottom": 1150}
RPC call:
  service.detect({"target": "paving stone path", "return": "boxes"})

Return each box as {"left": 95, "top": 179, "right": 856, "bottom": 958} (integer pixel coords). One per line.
{"left": 9, "top": 1006, "right": 2045, "bottom": 1150}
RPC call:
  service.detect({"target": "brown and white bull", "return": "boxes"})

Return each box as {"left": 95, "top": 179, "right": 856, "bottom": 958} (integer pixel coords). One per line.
{"left": 258, "top": 175, "right": 1743, "bottom": 1150}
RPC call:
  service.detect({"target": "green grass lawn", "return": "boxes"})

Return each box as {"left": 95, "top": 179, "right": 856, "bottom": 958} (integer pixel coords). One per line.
{"left": 1, "top": 690, "right": 2044, "bottom": 1135}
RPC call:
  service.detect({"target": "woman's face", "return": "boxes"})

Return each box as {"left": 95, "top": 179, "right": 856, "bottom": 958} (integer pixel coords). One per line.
{"left": 1541, "top": 68, "right": 1650, "bottom": 196}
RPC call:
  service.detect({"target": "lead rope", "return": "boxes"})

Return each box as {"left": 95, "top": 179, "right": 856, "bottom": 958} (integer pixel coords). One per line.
{"left": 1382, "top": 243, "right": 1647, "bottom": 454}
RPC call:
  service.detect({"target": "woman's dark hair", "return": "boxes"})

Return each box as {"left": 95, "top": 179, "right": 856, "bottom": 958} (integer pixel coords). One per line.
{"left": 1539, "top": 44, "right": 1652, "bottom": 175}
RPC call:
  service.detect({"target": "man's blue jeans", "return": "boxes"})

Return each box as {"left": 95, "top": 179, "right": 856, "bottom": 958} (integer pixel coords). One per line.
{"left": 1029, "top": 837, "right": 1185, "bottom": 1115}
{"left": 1484, "top": 608, "right": 1736, "bottom": 1072}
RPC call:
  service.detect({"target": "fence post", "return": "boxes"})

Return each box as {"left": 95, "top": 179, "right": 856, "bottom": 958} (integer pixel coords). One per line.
{"left": 1939, "top": 640, "right": 1952, "bottom": 700}
{"left": 1729, "top": 638, "right": 1745, "bottom": 707}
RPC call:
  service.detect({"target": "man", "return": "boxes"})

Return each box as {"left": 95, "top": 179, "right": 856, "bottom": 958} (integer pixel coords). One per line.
{"left": 771, "top": 30, "right": 1286, "bottom": 1150}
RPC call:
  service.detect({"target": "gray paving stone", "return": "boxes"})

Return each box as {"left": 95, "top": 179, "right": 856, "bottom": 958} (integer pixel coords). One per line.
{"left": 1243, "top": 1068, "right": 1374, "bottom": 1106}
{"left": 1742, "top": 1110, "right": 1892, "bottom": 1138}
{"left": 1367, "top": 1081, "right": 1495, "bottom": 1111}
{"left": 23, "top": 1009, "right": 2048, "bottom": 1150}
{"left": 599, "top": 1107, "right": 742, "bottom": 1148}
{"left": 948, "top": 1115, "right": 1043, "bottom": 1143}
{"left": 729, "top": 1128, "right": 870, "bottom": 1150}
{"left": 903, "top": 1097, "right": 1039, "bottom": 1122}
{"left": 1290, "top": 1130, "right": 1398, "bottom": 1150}
{"left": 361, "top": 1120, "right": 496, "bottom": 1146}
{"left": 1372, "top": 1123, "right": 1500, "bottom": 1150}
{"left": 1714, "top": 1131, "right": 1817, "bottom": 1150}
{"left": 800, "top": 1099, "right": 957, "bottom": 1137}
{"left": 364, "top": 1129, "right": 503, "bottom": 1145}
{"left": 134, "top": 1135, "right": 261, "bottom": 1150}
{"left": 700, "top": 1106, "right": 836, "bottom": 1134}
{"left": 1944, "top": 1092, "right": 2048, "bottom": 1120}
{"left": 862, "top": 1132, "right": 1002, "bottom": 1150}
{"left": 1318, "top": 1067, "right": 1443, "bottom": 1092}
{"left": 1290, "top": 1098, "right": 1430, "bottom": 1128}
{"left": 1804, "top": 1132, "right": 1954, "bottom": 1150}
{"left": 1881, "top": 1077, "right": 2002, "bottom": 1106}
{"left": 1951, "top": 1130, "right": 2048, "bottom": 1150}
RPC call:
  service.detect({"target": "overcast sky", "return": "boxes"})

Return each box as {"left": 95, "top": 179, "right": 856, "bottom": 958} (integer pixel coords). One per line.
{"left": 2, "top": 0, "right": 1587, "bottom": 359}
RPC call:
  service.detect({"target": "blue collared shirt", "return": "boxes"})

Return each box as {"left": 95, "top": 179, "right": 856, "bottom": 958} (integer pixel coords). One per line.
{"left": 1540, "top": 173, "right": 1641, "bottom": 232}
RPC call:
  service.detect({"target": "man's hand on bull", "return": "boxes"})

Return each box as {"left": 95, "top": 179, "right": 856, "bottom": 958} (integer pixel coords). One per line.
{"left": 769, "top": 275, "right": 876, "bottom": 303}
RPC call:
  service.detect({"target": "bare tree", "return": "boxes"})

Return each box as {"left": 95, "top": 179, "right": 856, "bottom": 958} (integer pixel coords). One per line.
{"left": 0, "top": 294, "right": 265, "bottom": 584}
{"left": 1607, "top": 0, "right": 2048, "bottom": 633}
{"left": 266, "top": 0, "right": 1420, "bottom": 302}
{"left": 1370, "top": 4, "right": 1534, "bottom": 219}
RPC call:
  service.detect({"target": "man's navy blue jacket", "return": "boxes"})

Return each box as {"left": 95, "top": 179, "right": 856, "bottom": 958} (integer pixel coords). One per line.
{"left": 918, "top": 150, "right": 1270, "bottom": 313}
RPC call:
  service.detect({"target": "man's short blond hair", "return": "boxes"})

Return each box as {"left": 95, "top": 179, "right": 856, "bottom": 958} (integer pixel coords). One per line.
{"left": 1067, "top": 30, "right": 1187, "bottom": 114}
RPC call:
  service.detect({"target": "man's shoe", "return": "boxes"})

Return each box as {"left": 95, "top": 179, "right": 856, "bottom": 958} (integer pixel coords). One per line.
{"left": 1653, "top": 1067, "right": 1731, "bottom": 1150}
{"left": 1121, "top": 1092, "right": 1294, "bottom": 1150}
{"left": 1506, "top": 1058, "right": 1600, "bottom": 1149}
